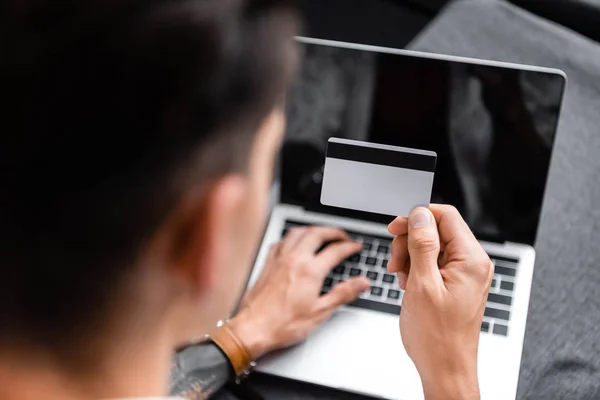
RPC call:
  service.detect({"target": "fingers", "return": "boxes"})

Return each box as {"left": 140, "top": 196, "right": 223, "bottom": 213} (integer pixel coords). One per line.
{"left": 429, "top": 204, "right": 491, "bottom": 280}
{"left": 294, "top": 226, "right": 351, "bottom": 254}
{"left": 387, "top": 234, "right": 407, "bottom": 273}
{"left": 429, "top": 204, "right": 483, "bottom": 259}
{"left": 407, "top": 207, "right": 442, "bottom": 281}
{"left": 388, "top": 216, "right": 408, "bottom": 236}
{"left": 280, "top": 226, "right": 306, "bottom": 254}
{"left": 318, "top": 277, "right": 370, "bottom": 311}
{"left": 388, "top": 234, "right": 410, "bottom": 290}
{"left": 313, "top": 240, "right": 362, "bottom": 276}
{"left": 397, "top": 264, "right": 410, "bottom": 290}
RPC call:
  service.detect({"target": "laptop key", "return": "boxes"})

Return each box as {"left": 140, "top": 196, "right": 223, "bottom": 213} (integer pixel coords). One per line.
{"left": 350, "top": 268, "right": 362, "bottom": 277}
{"left": 494, "top": 265, "right": 516, "bottom": 277}
{"left": 493, "top": 323, "right": 508, "bottom": 336}
{"left": 500, "top": 280, "right": 514, "bottom": 291}
{"left": 491, "top": 278, "right": 497, "bottom": 288}
{"left": 349, "top": 254, "right": 361, "bottom": 263}
{"left": 363, "top": 242, "right": 372, "bottom": 251}
{"left": 323, "top": 278, "right": 333, "bottom": 287}
{"left": 333, "top": 265, "right": 346, "bottom": 274}
{"left": 484, "top": 307, "right": 510, "bottom": 321}
{"left": 490, "top": 254, "right": 519, "bottom": 264}
{"left": 370, "top": 286, "right": 383, "bottom": 296}
{"left": 366, "top": 271, "right": 379, "bottom": 281}
{"left": 488, "top": 292, "right": 512, "bottom": 306}
{"left": 381, "top": 259, "right": 388, "bottom": 269}
{"left": 387, "top": 289, "right": 400, "bottom": 299}
{"left": 481, "top": 321, "right": 490, "bottom": 332}
{"left": 383, "top": 274, "right": 395, "bottom": 283}
{"left": 366, "top": 256, "right": 377, "bottom": 266}
{"left": 377, "top": 244, "right": 389, "bottom": 254}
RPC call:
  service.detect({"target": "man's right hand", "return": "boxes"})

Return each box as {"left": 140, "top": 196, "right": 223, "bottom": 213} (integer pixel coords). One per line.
{"left": 229, "top": 226, "right": 370, "bottom": 360}
{"left": 387, "top": 205, "right": 494, "bottom": 400}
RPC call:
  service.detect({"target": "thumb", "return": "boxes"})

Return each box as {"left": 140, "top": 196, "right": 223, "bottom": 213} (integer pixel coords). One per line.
{"left": 407, "top": 207, "right": 441, "bottom": 280}
{"left": 318, "top": 277, "right": 370, "bottom": 311}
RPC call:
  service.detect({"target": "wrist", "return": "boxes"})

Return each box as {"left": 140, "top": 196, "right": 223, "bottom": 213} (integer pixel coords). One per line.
{"left": 422, "top": 375, "right": 480, "bottom": 400}
{"left": 419, "top": 352, "right": 480, "bottom": 400}
{"left": 228, "top": 309, "right": 273, "bottom": 360}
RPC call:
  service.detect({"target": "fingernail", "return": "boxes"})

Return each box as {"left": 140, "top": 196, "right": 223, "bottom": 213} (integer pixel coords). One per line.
{"left": 386, "top": 260, "right": 395, "bottom": 272}
{"left": 409, "top": 208, "right": 431, "bottom": 228}
{"left": 398, "top": 276, "right": 406, "bottom": 289}
{"left": 353, "top": 278, "right": 370, "bottom": 293}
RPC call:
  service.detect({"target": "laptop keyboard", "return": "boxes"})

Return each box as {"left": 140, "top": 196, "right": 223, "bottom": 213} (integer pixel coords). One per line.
{"left": 282, "top": 221, "right": 517, "bottom": 337}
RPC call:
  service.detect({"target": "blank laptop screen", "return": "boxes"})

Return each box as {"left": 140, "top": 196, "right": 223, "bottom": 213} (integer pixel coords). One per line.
{"left": 280, "top": 39, "right": 565, "bottom": 246}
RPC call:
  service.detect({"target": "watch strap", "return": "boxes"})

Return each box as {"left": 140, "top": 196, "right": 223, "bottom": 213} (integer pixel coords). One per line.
{"left": 210, "top": 322, "right": 253, "bottom": 377}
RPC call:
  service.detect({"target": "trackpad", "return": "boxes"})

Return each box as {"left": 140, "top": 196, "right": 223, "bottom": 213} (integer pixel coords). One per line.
{"left": 299, "top": 308, "right": 423, "bottom": 399}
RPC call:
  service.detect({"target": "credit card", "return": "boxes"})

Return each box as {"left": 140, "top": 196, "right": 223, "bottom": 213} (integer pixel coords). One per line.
{"left": 320, "top": 138, "right": 437, "bottom": 217}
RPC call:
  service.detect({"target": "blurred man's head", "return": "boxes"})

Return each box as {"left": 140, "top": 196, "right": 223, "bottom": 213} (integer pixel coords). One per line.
{"left": 0, "top": 0, "right": 297, "bottom": 376}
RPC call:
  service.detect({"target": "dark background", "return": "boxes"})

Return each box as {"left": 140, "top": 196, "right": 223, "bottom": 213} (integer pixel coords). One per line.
{"left": 297, "top": 0, "right": 600, "bottom": 48}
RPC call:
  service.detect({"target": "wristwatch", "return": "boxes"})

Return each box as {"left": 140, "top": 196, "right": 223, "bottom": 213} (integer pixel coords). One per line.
{"left": 210, "top": 320, "right": 257, "bottom": 382}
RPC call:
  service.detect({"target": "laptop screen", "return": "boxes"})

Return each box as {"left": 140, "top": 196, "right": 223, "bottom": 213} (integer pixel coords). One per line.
{"left": 281, "top": 39, "right": 565, "bottom": 246}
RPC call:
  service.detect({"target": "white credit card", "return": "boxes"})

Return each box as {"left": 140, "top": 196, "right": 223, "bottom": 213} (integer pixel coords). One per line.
{"left": 320, "top": 138, "right": 437, "bottom": 217}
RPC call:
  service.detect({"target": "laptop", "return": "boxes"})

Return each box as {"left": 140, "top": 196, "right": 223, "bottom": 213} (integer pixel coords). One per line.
{"left": 246, "top": 37, "right": 566, "bottom": 400}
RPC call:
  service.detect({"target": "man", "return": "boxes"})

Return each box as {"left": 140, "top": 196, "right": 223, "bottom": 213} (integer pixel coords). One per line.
{"left": 0, "top": 1, "right": 493, "bottom": 399}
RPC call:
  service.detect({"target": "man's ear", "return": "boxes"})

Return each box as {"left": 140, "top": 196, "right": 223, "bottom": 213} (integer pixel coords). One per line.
{"left": 167, "top": 175, "right": 249, "bottom": 295}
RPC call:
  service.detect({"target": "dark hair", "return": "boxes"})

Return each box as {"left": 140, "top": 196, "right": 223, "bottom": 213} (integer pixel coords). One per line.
{"left": 0, "top": 0, "right": 297, "bottom": 361}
